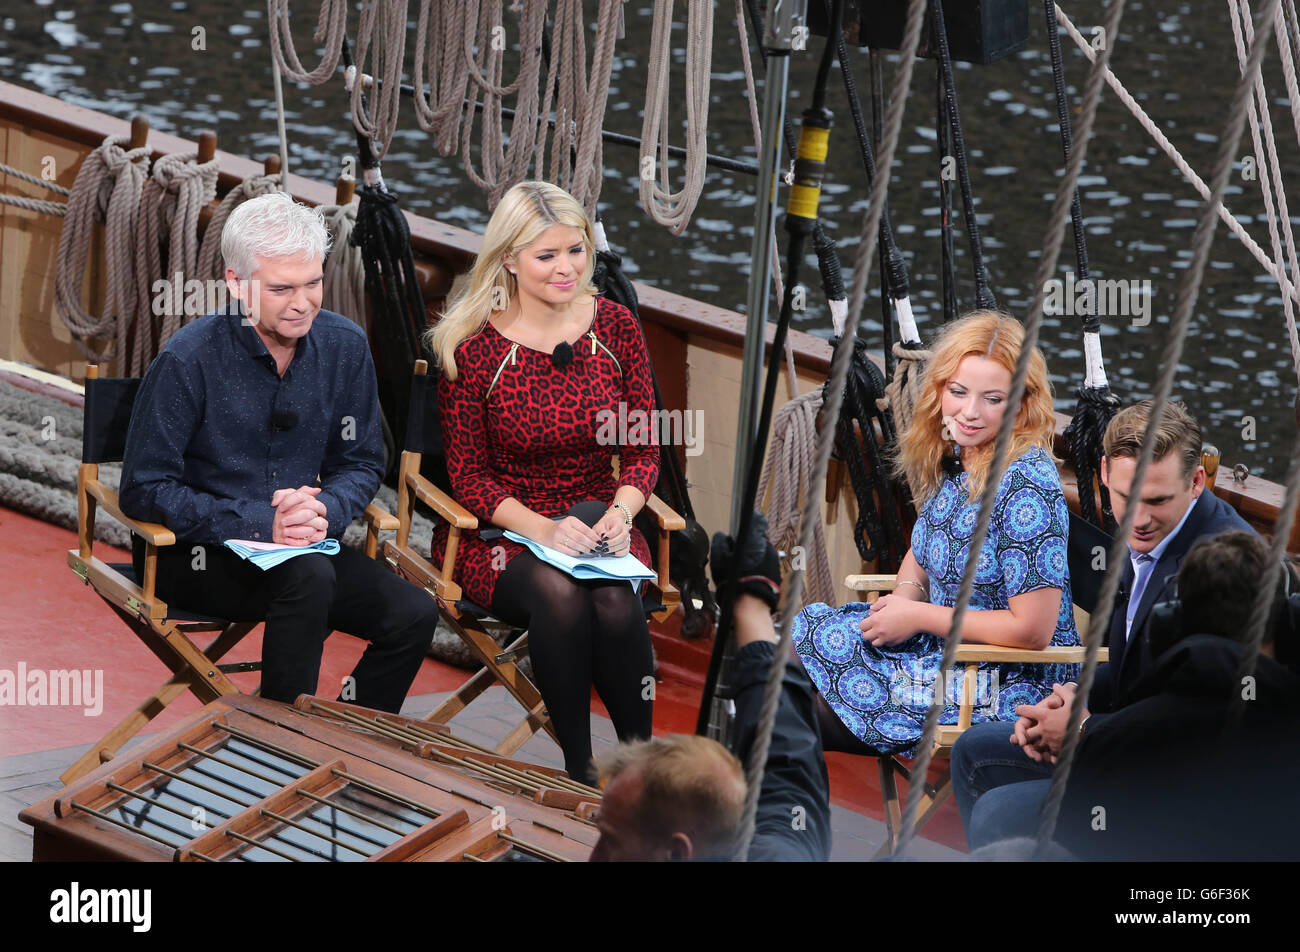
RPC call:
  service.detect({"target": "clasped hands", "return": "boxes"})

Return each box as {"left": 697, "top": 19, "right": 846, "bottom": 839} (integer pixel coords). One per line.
{"left": 1010, "top": 682, "right": 1086, "bottom": 763}
{"left": 547, "top": 509, "right": 631, "bottom": 558}
{"left": 271, "top": 485, "right": 329, "bottom": 546}
{"left": 858, "top": 593, "right": 927, "bottom": 647}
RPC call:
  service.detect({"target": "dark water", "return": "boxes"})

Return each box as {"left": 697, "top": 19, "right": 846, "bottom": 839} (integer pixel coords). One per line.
{"left": 2, "top": 1, "right": 1297, "bottom": 479}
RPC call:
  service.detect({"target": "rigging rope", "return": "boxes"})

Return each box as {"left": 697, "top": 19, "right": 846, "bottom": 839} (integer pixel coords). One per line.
{"left": 129, "top": 150, "right": 220, "bottom": 377}
{"left": 0, "top": 161, "right": 71, "bottom": 195}
{"left": 54, "top": 135, "right": 149, "bottom": 362}
{"left": 1231, "top": 0, "right": 1300, "bottom": 386}
{"left": 931, "top": 0, "right": 996, "bottom": 310}
{"left": 639, "top": 0, "right": 713, "bottom": 233}
{"left": 1036, "top": 0, "right": 1288, "bottom": 859}
{"left": 1053, "top": 5, "right": 1300, "bottom": 312}
{"left": 732, "top": 0, "right": 932, "bottom": 861}
{"left": 894, "top": 0, "right": 1133, "bottom": 859}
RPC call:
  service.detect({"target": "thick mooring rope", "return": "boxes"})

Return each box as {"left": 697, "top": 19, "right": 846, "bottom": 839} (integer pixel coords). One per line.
{"left": 130, "top": 151, "right": 220, "bottom": 376}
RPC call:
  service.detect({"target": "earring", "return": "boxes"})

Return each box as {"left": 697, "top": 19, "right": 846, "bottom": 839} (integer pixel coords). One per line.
{"left": 940, "top": 414, "right": 956, "bottom": 442}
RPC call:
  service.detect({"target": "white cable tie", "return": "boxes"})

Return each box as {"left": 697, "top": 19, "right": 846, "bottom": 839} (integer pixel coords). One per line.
{"left": 894, "top": 295, "right": 921, "bottom": 344}
{"left": 828, "top": 297, "right": 848, "bottom": 338}
{"left": 344, "top": 64, "right": 357, "bottom": 92}
{"left": 593, "top": 219, "right": 610, "bottom": 253}
{"left": 1083, "top": 331, "right": 1109, "bottom": 390}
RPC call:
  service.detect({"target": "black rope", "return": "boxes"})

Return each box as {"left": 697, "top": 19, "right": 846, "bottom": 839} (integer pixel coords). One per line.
{"left": 825, "top": 337, "right": 909, "bottom": 570}
{"left": 936, "top": 63, "right": 959, "bottom": 322}
{"left": 1045, "top": 0, "right": 1118, "bottom": 531}
{"left": 698, "top": 3, "right": 842, "bottom": 735}
{"left": 342, "top": 36, "right": 427, "bottom": 474}
{"left": 591, "top": 242, "right": 718, "bottom": 639}
{"left": 931, "top": 0, "right": 995, "bottom": 309}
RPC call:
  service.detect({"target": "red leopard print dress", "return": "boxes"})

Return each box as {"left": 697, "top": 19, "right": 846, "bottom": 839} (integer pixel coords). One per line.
{"left": 432, "top": 296, "right": 660, "bottom": 608}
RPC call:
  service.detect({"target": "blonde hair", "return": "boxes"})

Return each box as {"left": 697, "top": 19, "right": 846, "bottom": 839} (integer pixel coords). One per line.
{"left": 426, "top": 181, "right": 598, "bottom": 379}
{"left": 596, "top": 734, "right": 746, "bottom": 859}
{"left": 1103, "top": 399, "right": 1202, "bottom": 481}
{"left": 894, "top": 310, "right": 1058, "bottom": 503}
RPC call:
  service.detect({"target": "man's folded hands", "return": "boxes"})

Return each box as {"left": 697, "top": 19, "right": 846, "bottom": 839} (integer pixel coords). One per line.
{"left": 271, "top": 485, "right": 329, "bottom": 545}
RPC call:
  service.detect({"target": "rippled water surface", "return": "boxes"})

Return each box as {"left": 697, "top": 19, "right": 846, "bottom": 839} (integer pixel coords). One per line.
{"left": 2, "top": 1, "right": 1297, "bottom": 478}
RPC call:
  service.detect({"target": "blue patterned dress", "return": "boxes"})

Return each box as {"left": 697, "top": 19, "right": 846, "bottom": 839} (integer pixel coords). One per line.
{"left": 793, "top": 446, "right": 1079, "bottom": 755}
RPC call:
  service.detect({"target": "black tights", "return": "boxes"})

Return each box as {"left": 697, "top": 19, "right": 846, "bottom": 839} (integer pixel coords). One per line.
{"left": 492, "top": 552, "right": 654, "bottom": 785}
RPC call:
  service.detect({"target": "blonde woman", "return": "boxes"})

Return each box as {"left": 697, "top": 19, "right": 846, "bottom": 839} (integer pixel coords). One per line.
{"left": 427, "top": 182, "right": 658, "bottom": 784}
{"left": 794, "top": 311, "right": 1080, "bottom": 754}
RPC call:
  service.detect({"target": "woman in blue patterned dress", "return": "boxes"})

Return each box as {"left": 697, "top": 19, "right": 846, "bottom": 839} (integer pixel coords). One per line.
{"left": 794, "top": 311, "right": 1079, "bottom": 755}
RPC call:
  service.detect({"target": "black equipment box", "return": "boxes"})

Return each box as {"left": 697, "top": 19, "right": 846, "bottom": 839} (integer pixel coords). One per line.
{"left": 808, "top": 0, "right": 1030, "bottom": 65}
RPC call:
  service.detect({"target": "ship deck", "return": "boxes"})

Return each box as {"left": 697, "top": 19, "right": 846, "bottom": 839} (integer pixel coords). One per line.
{"left": 0, "top": 503, "right": 966, "bottom": 862}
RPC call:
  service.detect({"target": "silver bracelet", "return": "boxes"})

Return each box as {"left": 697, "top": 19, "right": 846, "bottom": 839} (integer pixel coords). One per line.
{"left": 896, "top": 579, "right": 927, "bottom": 598}
{"left": 610, "top": 501, "right": 633, "bottom": 527}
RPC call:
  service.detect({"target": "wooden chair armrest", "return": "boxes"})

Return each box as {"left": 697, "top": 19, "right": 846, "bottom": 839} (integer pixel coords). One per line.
{"left": 406, "top": 471, "right": 477, "bottom": 529}
{"left": 84, "top": 482, "right": 176, "bottom": 547}
{"left": 644, "top": 494, "right": 686, "bottom": 531}
{"left": 951, "top": 644, "right": 1109, "bottom": 665}
{"left": 845, "top": 574, "right": 899, "bottom": 593}
{"left": 363, "top": 501, "right": 399, "bottom": 532}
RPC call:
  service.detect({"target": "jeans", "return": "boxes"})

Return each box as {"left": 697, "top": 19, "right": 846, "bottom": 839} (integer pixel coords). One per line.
{"left": 950, "top": 719, "right": 1055, "bottom": 840}
{"left": 967, "top": 779, "right": 1053, "bottom": 849}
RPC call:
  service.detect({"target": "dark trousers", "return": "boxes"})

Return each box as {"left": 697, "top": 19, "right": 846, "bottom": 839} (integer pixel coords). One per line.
{"left": 149, "top": 542, "right": 436, "bottom": 712}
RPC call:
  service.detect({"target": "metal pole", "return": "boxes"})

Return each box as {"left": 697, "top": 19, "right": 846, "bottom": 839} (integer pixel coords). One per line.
{"left": 730, "top": 0, "right": 799, "bottom": 532}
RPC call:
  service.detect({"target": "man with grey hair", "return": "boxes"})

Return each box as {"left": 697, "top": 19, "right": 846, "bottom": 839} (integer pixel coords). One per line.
{"left": 121, "top": 192, "right": 434, "bottom": 712}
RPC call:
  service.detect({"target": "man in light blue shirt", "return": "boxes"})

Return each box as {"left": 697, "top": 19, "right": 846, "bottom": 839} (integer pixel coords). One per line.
{"left": 949, "top": 400, "right": 1256, "bottom": 847}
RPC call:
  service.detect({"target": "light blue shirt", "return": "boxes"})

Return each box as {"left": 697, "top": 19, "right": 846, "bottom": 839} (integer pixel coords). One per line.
{"left": 1125, "top": 493, "right": 1199, "bottom": 640}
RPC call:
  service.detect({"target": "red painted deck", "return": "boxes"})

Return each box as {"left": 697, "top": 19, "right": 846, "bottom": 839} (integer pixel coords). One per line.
{"left": 0, "top": 504, "right": 968, "bottom": 852}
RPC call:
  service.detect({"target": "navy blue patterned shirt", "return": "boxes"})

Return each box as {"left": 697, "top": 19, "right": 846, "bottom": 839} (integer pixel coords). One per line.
{"left": 119, "top": 307, "right": 385, "bottom": 544}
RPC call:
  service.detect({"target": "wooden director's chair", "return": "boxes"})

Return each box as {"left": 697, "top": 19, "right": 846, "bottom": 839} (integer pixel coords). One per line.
{"left": 843, "top": 512, "right": 1110, "bottom": 856}
{"left": 381, "top": 359, "right": 684, "bottom": 756}
{"left": 63, "top": 365, "right": 397, "bottom": 785}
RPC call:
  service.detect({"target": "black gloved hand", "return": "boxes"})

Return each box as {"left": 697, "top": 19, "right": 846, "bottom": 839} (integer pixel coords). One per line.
{"left": 710, "top": 510, "right": 781, "bottom": 613}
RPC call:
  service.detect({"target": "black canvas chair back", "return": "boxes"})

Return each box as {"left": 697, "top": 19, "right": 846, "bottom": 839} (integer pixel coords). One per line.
{"left": 82, "top": 376, "right": 141, "bottom": 465}
{"left": 405, "top": 364, "right": 454, "bottom": 496}
{"left": 1067, "top": 510, "right": 1111, "bottom": 616}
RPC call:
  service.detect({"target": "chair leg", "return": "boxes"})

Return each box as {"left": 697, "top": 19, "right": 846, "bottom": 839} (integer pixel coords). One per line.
{"left": 871, "top": 756, "right": 954, "bottom": 858}
{"left": 425, "top": 618, "right": 558, "bottom": 747}
{"left": 59, "top": 621, "right": 256, "bottom": 786}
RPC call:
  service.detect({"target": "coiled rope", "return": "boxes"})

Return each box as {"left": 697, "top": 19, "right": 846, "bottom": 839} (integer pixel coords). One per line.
{"left": 639, "top": 0, "right": 713, "bottom": 233}
{"left": 349, "top": 0, "right": 407, "bottom": 161}
{"left": 130, "top": 151, "right": 220, "bottom": 376}
{"left": 267, "top": 0, "right": 348, "bottom": 85}
{"left": 53, "top": 135, "right": 149, "bottom": 362}
{"left": 1036, "top": 0, "right": 1288, "bottom": 859}
{"left": 321, "top": 189, "right": 368, "bottom": 331}
{"left": 455, "top": 0, "right": 547, "bottom": 208}
{"left": 732, "top": 0, "right": 931, "bottom": 861}
{"left": 195, "top": 171, "right": 283, "bottom": 281}
{"left": 893, "top": 0, "right": 1133, "bottom": 860}
{"left": 757, "top": 390, "right": 835, "bottom": 607}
